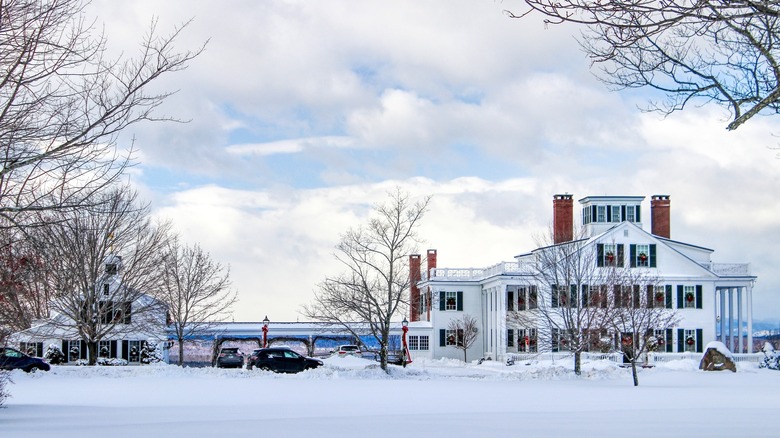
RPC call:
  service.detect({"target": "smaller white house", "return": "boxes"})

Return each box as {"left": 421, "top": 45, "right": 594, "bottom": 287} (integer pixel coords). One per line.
{"left": 10, "top": 256, "right": 169, "bottom": 364}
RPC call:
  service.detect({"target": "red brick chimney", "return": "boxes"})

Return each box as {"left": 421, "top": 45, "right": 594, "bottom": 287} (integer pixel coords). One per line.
{"left": 426, "top": 249, "right": 437, "bottom": 277}
{"left": 553, "top": 194, "right": 574, "bottom": 243}
{"left": 651, "top": 195, "right": 671, "bottom": 238}
{"left": 409, "top": 254, "right": 421, "bottom": 322}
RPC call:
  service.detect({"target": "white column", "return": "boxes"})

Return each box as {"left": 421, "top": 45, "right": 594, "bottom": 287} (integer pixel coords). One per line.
{"left": 728, "top": 288, "right": 735, "bottom": 352}
{"left": 719, "top": 288, "right": 726, "bottom": 344}
{"left": 713, "top": 287, "right": 719, "bottom": 343}
{"left": 747, "top": 285, "right": 754, "bottom": 353}
{"left": 737, "top": 287, "right": 743, "bottom": 353}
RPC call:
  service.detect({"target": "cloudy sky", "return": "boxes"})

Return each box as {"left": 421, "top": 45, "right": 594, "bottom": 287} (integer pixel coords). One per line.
{"left": 88, "top": 0, "right": 780, "bottom": 324}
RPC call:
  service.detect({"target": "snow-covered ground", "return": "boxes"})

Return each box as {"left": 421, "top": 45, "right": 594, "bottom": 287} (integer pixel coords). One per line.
{"left": 2, "top": 356, "right": 778, "bottom": 437}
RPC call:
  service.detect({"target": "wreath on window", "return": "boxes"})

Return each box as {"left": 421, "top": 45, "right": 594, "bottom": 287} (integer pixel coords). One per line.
{"left": 638, "top": 252, "right": 648, "bottom": 262}
{"left": 686, "top": 336, "right": 695, "bottom": 346}
{"left": 621, "top": 335, "right": 633, "bottom": 346}
{"left": 655, "top": 292, "right": 665, "bottom": 303}
{"left": 685, "top": 292, "right": 695, "bottom": 303}
{"left": 446, "top": 297, "right": 456, "bottom": 307}
{"left": 606, "top": 251, "right": 615, "bottom": 263}
{"left": 657, "top": 336, "right": 665, "bottom": 345}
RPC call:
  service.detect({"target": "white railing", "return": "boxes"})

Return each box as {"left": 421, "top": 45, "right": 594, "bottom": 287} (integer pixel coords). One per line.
{"left": 423, "top": 262, "right": 528, "bottom": 281}
{"left": 699, "top": 262, "right": 751, "bottom": 276}
{"left": 506, "top": 351, "right": 764, "bottom": 365}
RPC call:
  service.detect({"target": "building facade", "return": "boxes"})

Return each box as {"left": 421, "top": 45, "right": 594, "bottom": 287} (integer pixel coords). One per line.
{"left": 408, "top": 194, "right": 757, "bottom": 363}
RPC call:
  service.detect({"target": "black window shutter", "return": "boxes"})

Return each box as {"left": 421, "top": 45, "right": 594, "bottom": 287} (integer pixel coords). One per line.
{"left": 122, "top": 340, "right": 129, "bottom": 360}
{"left": 439, "top": 330, "right": 446, "bottom": 347}
{"left": 649, "top": 244, "right": 657, "bottom": 268}
{"left": 551, "top": 285, "right": 559, "bottom": 308}
{"left": 606, "top": 205, "right": 612, "bottom": 222}
{"left": 630, "top": 244, "right": 636, "bottom": 267}
{"left": 695, "top": 285, "right": 703, "bottom": 309}
{"left": 665, "top": 329, "right": 673, "bottom": 353}
{"left": 61, "top": 340, "right": 68, "bottom": 363}
{"left": 614, "top": 285, "right": 621, "bottom": 307}
{"left": 80, "top": 340, "right": 87, "bottom": 360}
{"left": 617, "top": 244, "right": 624, "bottom": 267}
{"left": 439, "top": 292, "right": 445, "bottom": 311}
{"left": 696, "top": 329, "right": 703, "bottom": 353}
{"left": 621, "top": 205, "right": 626, "bottom": 221}
{"left": 677, "top": 329, "right": 684, "bottom": 352}
{"left": 123, "top": 301, "right": 132, "bottom": 324}
{"left": 507, "top": 291, "right": 514, "bottom": 311}
{"left": 645, "top": 285, "right": 653, "bottom": 309}
{"left": 507, "top": 330, "right": 514, "bottom": 347}
{"left": 110, "top": 340, "right": 117, "bottom": 358}
{"left": 632, "top": 285, "right": 641, "bottom": 308}
{"left": 570, "top": 285, "right": 577, "bottom": 308}
{"left": 36, "top": 343, "right": 43, "bottom": 357}
{"left": 665, "top": 285, "right": 673, "bottom": 309}
{"left": 581, "top": 284, "right": 589, "bottom": 307}
{"left": 592, "top": 205, "right": 597, "bottom": 222}
{"left": 456, "top": 291, "right": 463, "bottom": 311}
{"left": 597, "top": 244, "right": 604, "bottom": 267}
{"left": 677, "top": 285, "right": 684, "bottom": 309}
{"left": 636, "top": 205, "right": 641, "bottom": 222}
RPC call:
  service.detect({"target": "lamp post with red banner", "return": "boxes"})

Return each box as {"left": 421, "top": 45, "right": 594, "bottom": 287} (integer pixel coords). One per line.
{"left": 262, "top": 316, "right": 269, "bottom": 348}
{"left": 402, "top": 317, "right": 412, "bottom": 367}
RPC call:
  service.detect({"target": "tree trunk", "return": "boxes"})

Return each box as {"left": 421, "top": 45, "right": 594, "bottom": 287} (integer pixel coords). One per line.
{"left": 631, "top": 360, "right": 639, "bottom": 386}
{"left": 177, "top": 339, "right": 185, "bottom": 366}
{"left": 574, "top": 350, "right": 581, "bottom": 375}
{"left": 88, "top": 340, "right": 98, "bottom": 366}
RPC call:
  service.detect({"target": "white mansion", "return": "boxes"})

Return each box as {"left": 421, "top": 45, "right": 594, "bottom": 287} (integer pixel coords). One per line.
{"left": 404, "top": 194, "right": 757, "bottom": 363}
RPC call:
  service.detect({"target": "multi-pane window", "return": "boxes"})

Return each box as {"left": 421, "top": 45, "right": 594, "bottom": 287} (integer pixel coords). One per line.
{"left": 683, "top": 329, "right": 697, "bottom": 352}
{"left": 408, "top": 336, "right": 419, "bottom": 351}
{"left": 626, "top": 205, "right": 636, "bottom": 222}
{"left": 635, "top": 244, "right": 649, "bottom": 267}
{"left": 611, "top": 206, "right": 621, "bottom": 222}
{"left": 418, "top": 336, "right": 429, "bottom": 351}
{"left": 445, "top": 329, "right": 462, "bottom": 346}
{"left": 19, "top": 342, "right": 42, "bottom": 357}
{"left": 683, "top": 285, "right": 696, "bottom": 308}
{"left": 651, "top": 286, "right": 667, "bottom": 308}
{"left": 66, "top": 340, "right": 81, "bottom": 362}
{"left": 445, "top": 292, "right": 457, "bottom": 310}
{"left": 596, "top": 206, "right": 606, "bottom": 222}
{"left": 583, "top": 206, "right": 592, "bottom": 224}
{"left": 517, "top": 328, "right": 537, "bottom": 352}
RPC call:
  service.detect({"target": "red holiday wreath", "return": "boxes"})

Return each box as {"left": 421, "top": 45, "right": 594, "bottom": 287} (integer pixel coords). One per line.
{"left": 685, "top": 292, "right": 695, "bottom": 303}
{"left": 686, "top": 337, "right": 695, "bottom": 346}
{"left": 655, "top": 292, "right": 665, "bottom": 302}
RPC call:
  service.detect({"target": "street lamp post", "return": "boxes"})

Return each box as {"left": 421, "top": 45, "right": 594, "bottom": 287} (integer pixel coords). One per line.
{"left": 402, "top": 317, "right": 410, "bottom": 367}
{"left": 262, "top": 316, "right": 269, "bottom": 348}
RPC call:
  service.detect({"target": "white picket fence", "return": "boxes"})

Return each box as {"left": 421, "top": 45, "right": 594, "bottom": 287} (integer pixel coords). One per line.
{"left": 506, "top": 351, "right": 764, "bottom": 365}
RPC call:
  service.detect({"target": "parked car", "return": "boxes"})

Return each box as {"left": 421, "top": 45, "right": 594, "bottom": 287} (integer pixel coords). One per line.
{"left": 215, "top": 347, "right": 244, "bottom": 368}
{"left": 247, "top": 347, "right": 323, "bottom": 373}
{"left": 332, "top": 344, "right": 362, "bottom": 358}
{"left": 0, "top": 347, "right": 51, "bottom": 373}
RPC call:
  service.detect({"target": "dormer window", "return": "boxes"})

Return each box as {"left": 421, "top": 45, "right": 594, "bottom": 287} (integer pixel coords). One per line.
{"left": 102, "top": 284, "right": 110, "bottom": 296}
{"left": 105, "top": 263, "right": 117, "bottom": 275}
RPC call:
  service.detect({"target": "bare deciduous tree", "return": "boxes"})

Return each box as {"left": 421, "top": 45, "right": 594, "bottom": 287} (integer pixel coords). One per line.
{"left": 0, "top": 228, "right": 52, "bottom": 332}
{"left": 512, "top": 228, "right": 609, "bottom": 375}
{"left": 509, "top": 2, "right": 780, "bottom": 131}
{"left": 302, "top": 188, "right": 430, "bottom": 371}
{"left": 159, "top": 239, "right": 236, "bottom": 366}
{"left": 602, "top": 265, "right": 680, "bottom": 386}
{"left": 33, "top": 187, "right": 171, "bottom": 365}
{"left": 446, "top": 313, "right": 479, "bottom": 363}
{"left": 0, "top": 0, "right": 204, "bottom": 230}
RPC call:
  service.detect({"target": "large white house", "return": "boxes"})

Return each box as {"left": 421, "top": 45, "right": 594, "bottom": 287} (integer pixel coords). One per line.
{"left": 405, "top": 194, "right": 757, "bottom": 363}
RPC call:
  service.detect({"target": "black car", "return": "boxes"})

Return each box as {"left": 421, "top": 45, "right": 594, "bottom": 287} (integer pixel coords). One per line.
{"left": 215, "top": 347, "right": 245, "bottom": 368}
{"left": 0, "top": 347, "right": 51, "bottom": 373}
{"left": 246, "top": 347, "right": 323, "bottom": 373}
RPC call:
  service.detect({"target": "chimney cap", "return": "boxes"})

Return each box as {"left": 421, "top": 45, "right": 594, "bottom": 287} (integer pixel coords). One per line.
{"left": 554, "top": 193, "right": 573, "bottom": 200}
{"left": 651, "top": 195, "right": 670, "bottom": 201}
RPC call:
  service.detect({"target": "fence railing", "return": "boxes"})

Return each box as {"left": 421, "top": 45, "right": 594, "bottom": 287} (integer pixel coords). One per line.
{"left": 506, "top": 351, "right": 764, "bottom": 365}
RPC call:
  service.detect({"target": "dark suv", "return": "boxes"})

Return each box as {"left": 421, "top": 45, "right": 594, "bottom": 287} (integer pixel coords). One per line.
{"left": 215, "top": 347, "right": 244, "bottom": 368}
{"left": 0, "top": 347, "right": 51, "bottom": 373}
{"left": 246, "top": 348, "right": 323, "bottom": 373}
